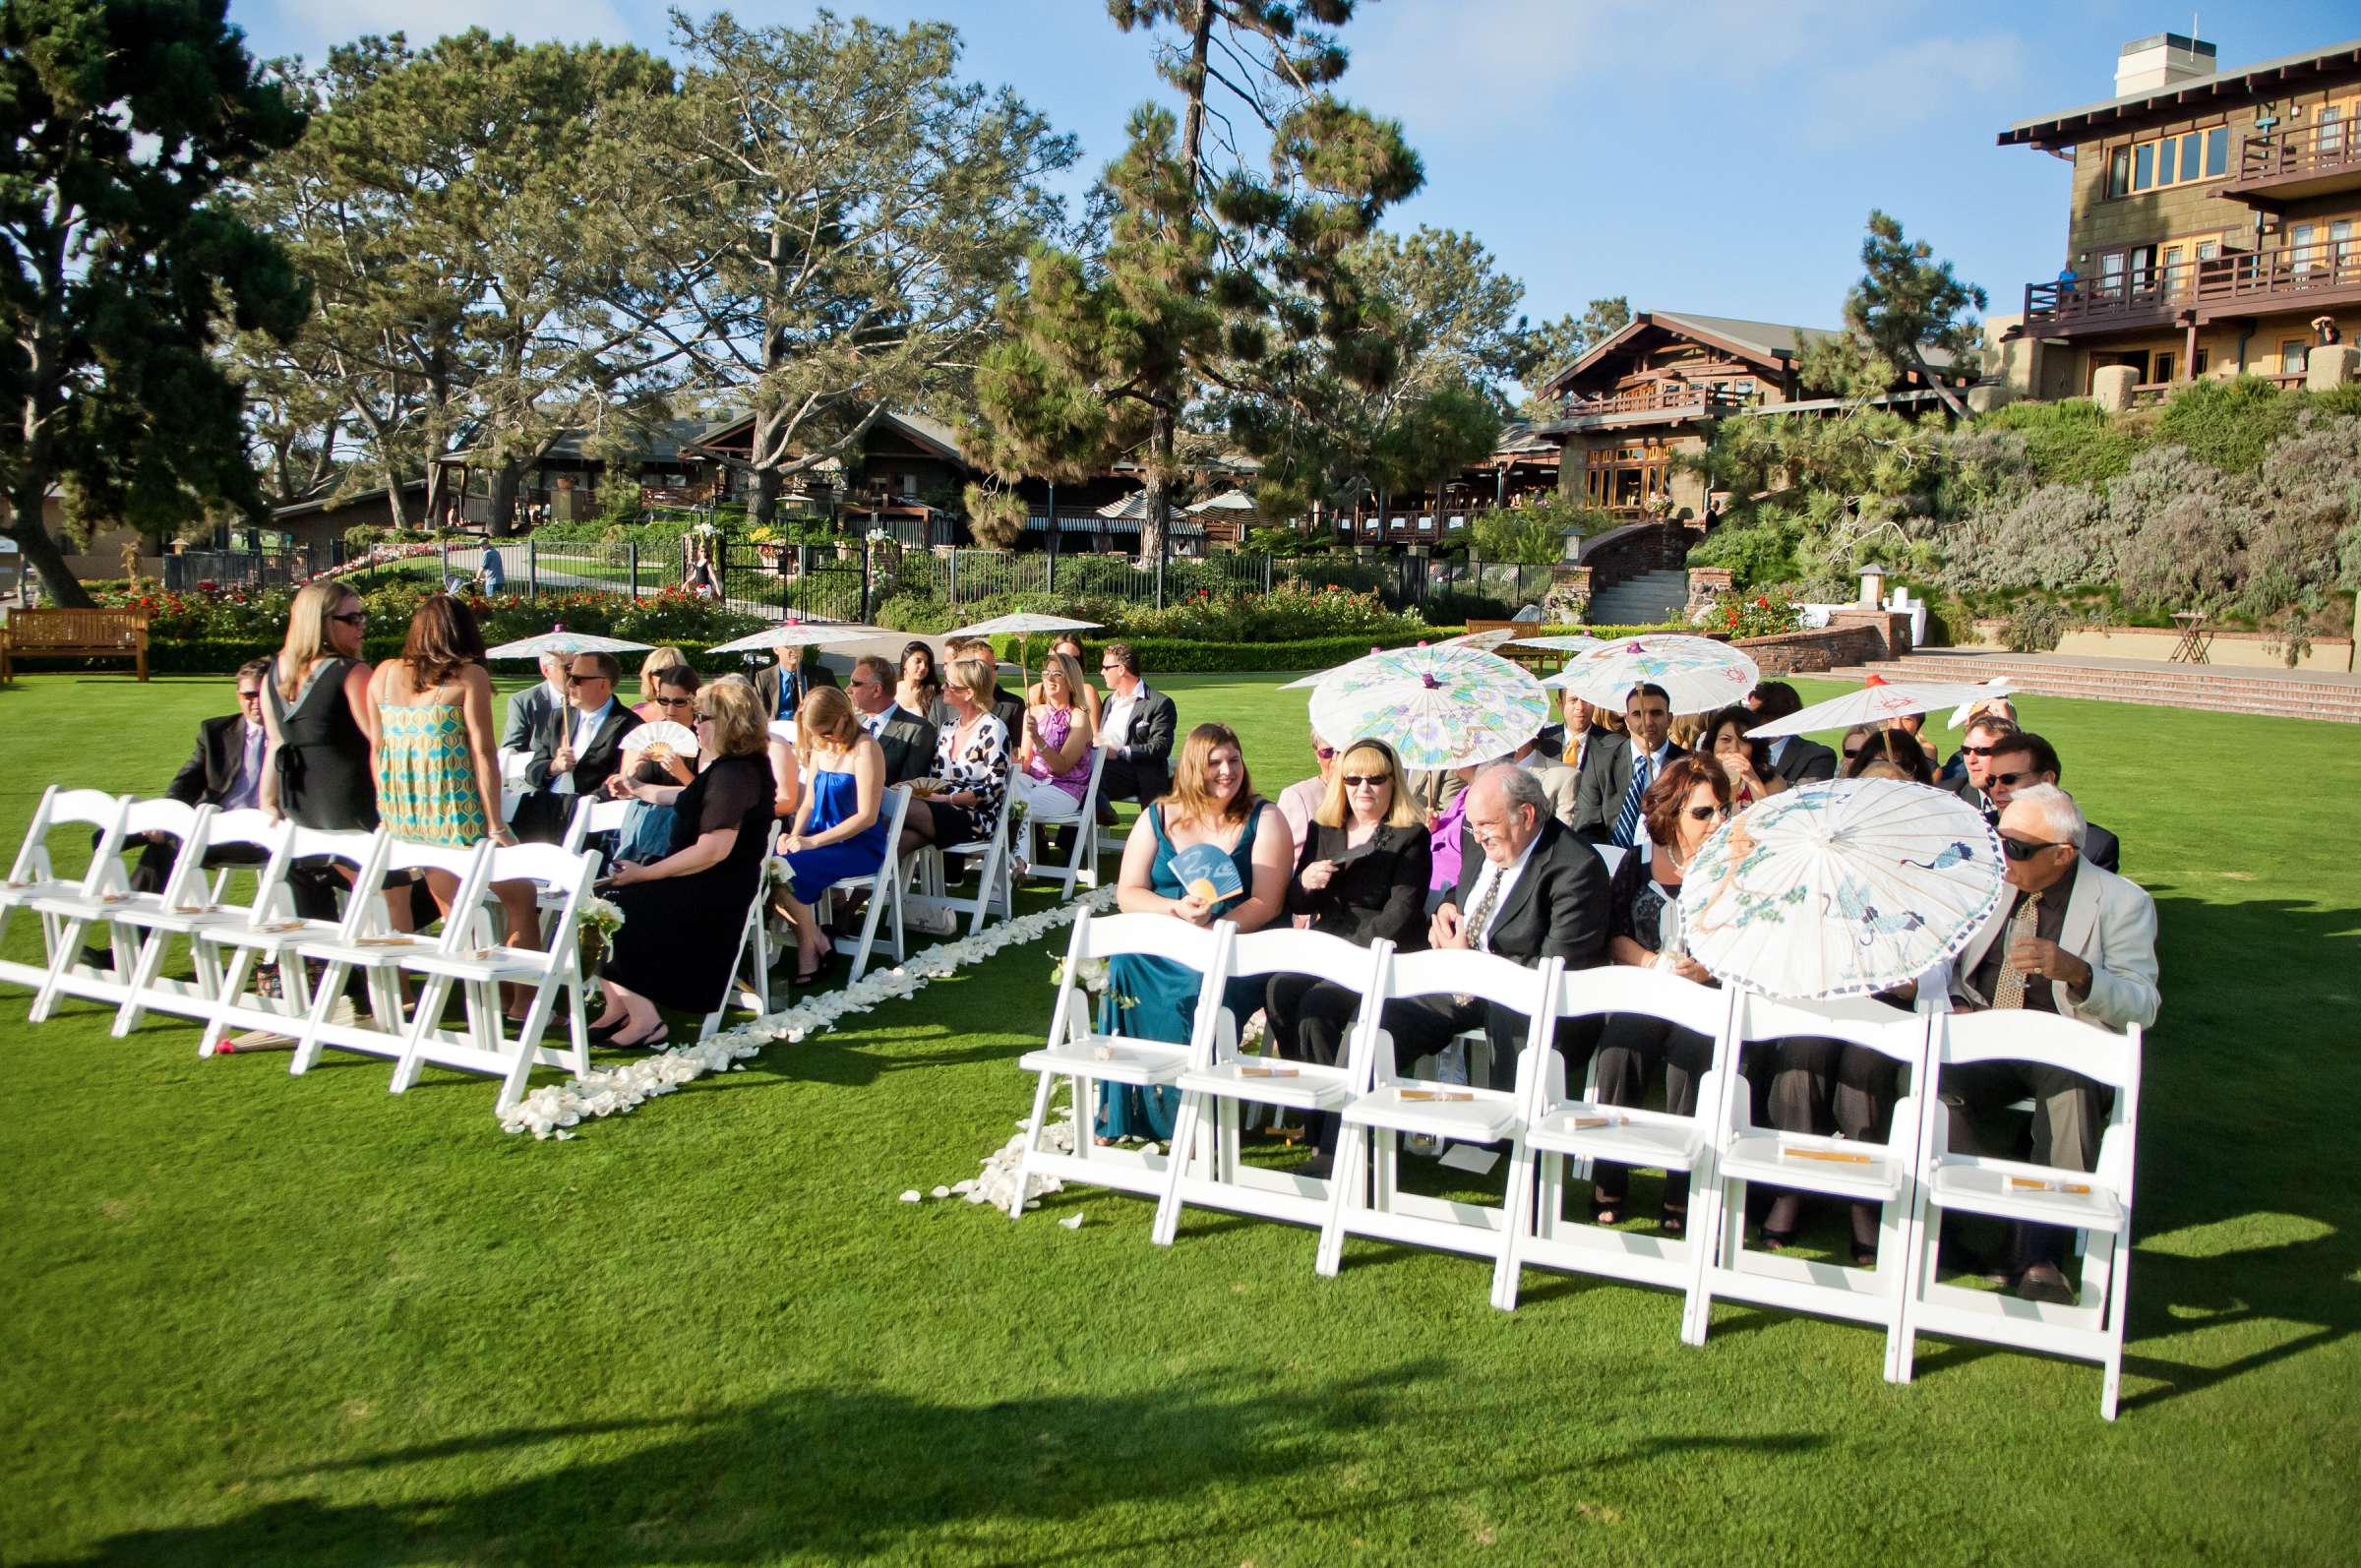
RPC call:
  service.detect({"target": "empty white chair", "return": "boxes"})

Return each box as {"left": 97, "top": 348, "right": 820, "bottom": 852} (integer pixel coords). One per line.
{"left": 389, "top": 840, "right": 599, "bottom": 1112}
{"left": 1688, "top": 994, "right": 1937, "bottom": 1363}
{"left": 1495, "top": 967, "right": 1740, "bottom": 1315}
{"left": 1314, "top": 949, "right": 1564, "bottom": 1291}
{"left": 814, "top": 785, "right": 911, "bottom": 983}
{"left": 1151, "top": 928, "right": 1393, "bottom": 1245}
{"left": 1017, "top": 747, "right": 1107, "bottom": 897}
{"left": 1008, "top": 911, "right": 1236, "bottom": 1216}
{"left": 104, "top": 808, "right": 293, "bottom": 1038}
{"left": 199, "top": 827, "right": 391, "bottom": 1056}
{"left": 0, "top": 787, "right": 131, "bottom": 991}
{"left": 27, "top": 798, "right": 215, "bottom": 1021}
{"left": 289, "top": 837, "right": 495, "bottom": 1074}
{"left": 1897, "top": 1013, "right": 2144, "bottom": 1418}
{"left": 698, "top": 820, "right": 783, "bottom": 1042}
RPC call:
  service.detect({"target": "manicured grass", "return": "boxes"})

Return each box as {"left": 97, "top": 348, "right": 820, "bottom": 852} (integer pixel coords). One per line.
{"left": 2, "top": 671, "right": 2357, "bottom": 1565}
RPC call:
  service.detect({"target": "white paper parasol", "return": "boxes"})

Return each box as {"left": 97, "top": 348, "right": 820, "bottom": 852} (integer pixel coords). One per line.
{"left": 1545, "top": 634, "right": 1760, "bottom": 714}
{"left": 1743, "top": 676, "right": 2017, "bottom": 741}
{"left": 1510, "top": 633, "right": 1606, "bottom": 654}
{"left": 1278, "top": 645, "right": 1389, "bottom": 692}
{"left": 1308, "top": 644, "right": 1550, "bottom": 770}
{"left": 947, "top": 612, "right": 1104, "bottom": 689}
{"left": 484, "top": 628, "right": 655, "bottom": 659}
{"left": 1678, "top": 778, "right": 2005, "bottom": 1001}
{"left": 705, "top": 623, "right": 882, "bottom": 655}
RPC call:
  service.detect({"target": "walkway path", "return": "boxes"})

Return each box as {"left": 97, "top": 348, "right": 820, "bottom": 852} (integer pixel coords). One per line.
{"left": 1830, "top": 648, "right": 2361, "bottom": 724}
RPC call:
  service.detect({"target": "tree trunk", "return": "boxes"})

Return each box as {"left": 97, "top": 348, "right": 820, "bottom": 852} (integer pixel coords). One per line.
{"left": 487, "top": 458, "right": 525, "bottom": 538}
{"left": 1908, "top": 345, "right": 1971, "bottom": 420}
{"left": 5, "top": 483, "right": 92, "bottom": 607}
{"left": 751, "top": 461, "right": 782, "bottom": 529}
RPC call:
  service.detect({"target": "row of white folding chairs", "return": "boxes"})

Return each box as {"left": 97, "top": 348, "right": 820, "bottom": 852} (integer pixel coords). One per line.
{"left": 0, "top": 785, "right": 602, "bottom": 1114}
{"left": 1011, "top": 913, "right": 2143, "bottom": 1418}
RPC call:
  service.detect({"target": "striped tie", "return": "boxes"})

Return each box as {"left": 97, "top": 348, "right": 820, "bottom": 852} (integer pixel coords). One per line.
{"left": 1611, "top": 753, "right": 1653, "bottom": 848}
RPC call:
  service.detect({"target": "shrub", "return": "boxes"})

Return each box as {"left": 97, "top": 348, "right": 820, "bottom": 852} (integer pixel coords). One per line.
{"left": 1976, "top": 398, "right": 2146, "bottom": 487}
{"left": 1695, "top": 588, "right": 1804, "bottom": 639}
{"left": 2152, "top": 376, "right": 2304, "bottom": 473}
{"left": 1686, "top": 513, "right": 1808, "bottom": 590}
{"left": 2000, "top": 598, "right": 2071, "bottom": 653}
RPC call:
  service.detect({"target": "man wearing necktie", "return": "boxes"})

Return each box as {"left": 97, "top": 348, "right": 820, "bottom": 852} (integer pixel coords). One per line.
{"left": 122, "top": 660, "right": 278, "bottom": 895}
{"left": 1572, "top": 682, "right": 1684, "bottom": 846}
{"left": 516, "top": 652, "right": 641, "bottom": 842}
{"left": 1944, "top": 785, "right": 2159, "bottom": 1305}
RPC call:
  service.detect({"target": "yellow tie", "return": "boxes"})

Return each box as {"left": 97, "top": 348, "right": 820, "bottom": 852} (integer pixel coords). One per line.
{"left": 1990, "top": 890, "right": 2044, "bottom": 1009}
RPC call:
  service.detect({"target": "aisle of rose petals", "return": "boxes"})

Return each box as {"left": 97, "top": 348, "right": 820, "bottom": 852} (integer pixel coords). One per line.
{"left": 499, "top": 886, "right": 1119, "bottom": 1140}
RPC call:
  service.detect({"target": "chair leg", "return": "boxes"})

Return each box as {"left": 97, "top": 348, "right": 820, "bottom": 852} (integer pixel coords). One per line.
{"left": 27, "top": 913, "right": 91, "bottom": 1022}
{"left": 1490, "top": 1137, "right": 1537, "bottom": 1312}
{"left": 391, "top": 975, "right": 454, "bottom": 1094}
{"left": 108, "top": 929, "right": 170, "bottom": 1038}
{"left": 200, "top": 945, "right": 258, "bottom": 1057}
{"left": 1150, "top": 1090, "right": 1204, "bottom": 1247}
{"left": 289, "top": 960, "right": 348, "bottom": 1076}
{"left": 1008, "top": 1068, "right": 1060, "bottom": 1219}
{"left": 1315, "top": 1124, "right": 1366, "bottom": 1278}
{"left": 848, "top": 878, "right": 884, "bottom": 983}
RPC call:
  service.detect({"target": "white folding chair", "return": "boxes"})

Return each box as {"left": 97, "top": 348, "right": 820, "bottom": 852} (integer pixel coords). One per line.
{"left": 389, "top": 840, "right": 597, "bottom": 1112}
{"left": 27, "top": 798, "right": 215, "bottom": 1021}
{"left": 1152, "top": 928, "right": 1392, "bottom": 1245}
{"left": 289, "top": 837, "right": 496, "bottom": 1073}
{"left": 1007, "top": 911, "right": 1236, "bottom": 1216}
{"left": 199, "top": 827, "right": 391, "bottom": 1057}
{"left": 1495, "top": 967, "right": 1741, "bottom": 1315}
{"left": 104, "top": 808, "right": 293, "bottom": 1038}
{"left": 539, "top": 797, "right": 628, "bottom": 937}
{"left": 1314, "top": 949, "right": 1565, "bottom": 1290}
{"left": 1688, "top": 994, "right": 1937, "bottom": 1364}
{"left": 912, "top": 785, "right": 1017, "bottom": 936}
{"left": 1017, "top": 748, "right": 1106, "bottom": 897}
{"left": 0, "top": 787, "right": 131, "bottom": 992}
{"left": 815, "top": 785, "right": 911, "bottom": 983}
{"left": 698, "top": 820, "right": 783, "bottom": 1042}
{"left": 1897, "top": 1013, "right": 2144, "bottom": 1418}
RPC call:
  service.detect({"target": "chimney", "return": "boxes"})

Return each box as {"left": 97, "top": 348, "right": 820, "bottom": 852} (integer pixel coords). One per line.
{"left": 2116, "top": 32, "right": 2215, "bottom": 96}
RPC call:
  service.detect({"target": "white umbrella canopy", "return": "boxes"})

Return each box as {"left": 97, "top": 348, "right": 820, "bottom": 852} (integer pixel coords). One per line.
{"left": 948, "top": 613, "right": 1105, "bottom": 689}
{"left": 1278, "top": 645, "right": 1391, "bottom": 692}
{"left": 484, "top": 628, "right": 656, "bottom": 659}
{"left": 1679, "top": 778, "right": 2005, "bottom": 1001}
{"left": 1545, "top": 634, "right": 1760, "bottom": 714}
{"left": 1308, "top": 644, "right": 1550, "bottom": 770}
{"left": 1433, "top": 628, "right": 1521, "bottom": 652}
{"left": 1743, "top": 676, "right": 2017, "bottom": 741}
{"left": 1510, "top": 633, "right": 1606, "bottom": 654}
{"left": 705, "top": 623, "right": 883, "bottom": 655}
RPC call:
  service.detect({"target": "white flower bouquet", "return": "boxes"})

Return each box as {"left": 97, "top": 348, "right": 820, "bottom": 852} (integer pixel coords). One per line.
{"left": 576, "top": 894, "right": 626, "bottom": 963}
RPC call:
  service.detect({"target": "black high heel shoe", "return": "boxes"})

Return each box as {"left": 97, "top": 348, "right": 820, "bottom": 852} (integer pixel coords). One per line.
{"left": 585, "top": 1011, "right": 635, "bottom": 1045}
{"left": 611, "top": 1020, "right": 669, "bottom": 1050}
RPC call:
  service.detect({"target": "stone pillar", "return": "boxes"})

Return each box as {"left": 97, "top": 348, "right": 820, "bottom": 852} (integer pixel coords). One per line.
{"left": 1685, "top": 566, "right": 1731, "bottom": 620}
{"left": 1545, "top": 565, "right": 1592, "bottom": 626}
{"left": 1966, "top": 383, "right": 2015, "bottom": 414}
{"left": 1828, "top": 607, "right": 1913, "bottom": 661}
{"left": 2089, "top": 364, "right": 2139, "bottom": 412}
{"left": 2305, "top": 344, "right": 2360, "bottom": 392}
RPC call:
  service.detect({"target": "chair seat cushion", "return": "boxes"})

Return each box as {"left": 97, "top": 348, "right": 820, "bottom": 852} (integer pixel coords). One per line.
{"left": 1931, "top": 1160, "right": 2124, "bottom": 1233}
{"left": 1018, "top": 1036, "right": 1186, "bottom": 1086}
{"left": 1342, "top": 1084, "right": 1519, "bottom": 1143}
{"left": 1720, "top": 1130, "right": 1904, "bottom": 1200}
{"left": 1529, "top": 1103, "right": 1703, "bottom": 1168}
{"left": 1177, "top": 1059, "right": 1354, "bottom": 1110}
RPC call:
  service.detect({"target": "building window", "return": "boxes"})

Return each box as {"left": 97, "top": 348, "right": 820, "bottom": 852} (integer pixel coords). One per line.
{"left": 2152, "top": 351, "right": 2176, "bottom": 384}
{"left": 2193, "top": 347, "right": 2210, "bottom": 376}
{"left": 2280, "top": 340, "right": 2309, "bottom": 377}
{"left": 2110, "top": 126, "right": 2229, "bottom": 197}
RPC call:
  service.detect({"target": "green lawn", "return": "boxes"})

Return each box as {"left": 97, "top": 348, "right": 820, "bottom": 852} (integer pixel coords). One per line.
{"left": 2, "top": 671, "right": 2357, "bottom": 1565}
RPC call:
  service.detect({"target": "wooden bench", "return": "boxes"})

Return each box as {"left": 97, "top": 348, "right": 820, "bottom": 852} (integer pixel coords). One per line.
{"left": 0, "top": 608, "right": 151, "bottom": 683}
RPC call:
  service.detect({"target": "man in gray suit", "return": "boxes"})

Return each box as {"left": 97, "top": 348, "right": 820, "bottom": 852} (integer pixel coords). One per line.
{"left": 1748, "top": 682, "right": 1839, "bottom": 786}
{"left": 1569, "top": 683, "right": 1685, "bottom": 846}
{"left": 847, "top": 655, "right": 937, "bottom": 786}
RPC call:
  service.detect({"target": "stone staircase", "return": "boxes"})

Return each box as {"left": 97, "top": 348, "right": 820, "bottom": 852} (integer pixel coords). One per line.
{"left": 1826, "top": 649, "right": 2361, "bottom": 725}
{"left": 1587, "top": 568, "right": 1691, "bottom": 628}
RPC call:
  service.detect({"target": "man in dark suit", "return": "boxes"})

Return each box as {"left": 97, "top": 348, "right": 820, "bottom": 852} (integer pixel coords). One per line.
{"left": 122, "top": 659, "right": 276, "bottom": 895}
{"left": 847, "top": 654, "right": 937, "bottom": 786}
{"left": 499, "top": 650, "right": 571, "bottom": 784}
{"left": 1986, "top": 730, "right": 2120, "bottom": 873}
{"left": 754, "top": 646, "right": 812, "bottom": 724}
{"left": 1092, "top": 640, "right": 1178, "bottom": 823}
{"left": 1939, "top": 713, "right": 2018, "bottom": 816}
{"left": 1569, "top": 683, "right": 1685, "bottom": 846}
{"left": 1383, "top": 763, "right": 1612, "bottom": 1095}
{"left": 1748, "top": 682, "right": 1839, "bottom": 786}
{"left": 515, "top": 651, "right": 640, "bottom": 842}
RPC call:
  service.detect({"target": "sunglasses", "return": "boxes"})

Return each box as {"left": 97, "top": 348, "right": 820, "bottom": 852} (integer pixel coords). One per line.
{"left": 1999, "top": 834, "right": 2064, "bottom": 861}
{"left": 564, "top": 673, "right": 610, "bottom": 686}
{"left": 1991, "top": 769, "right": 2041, "bottom": 787}
{"left": 1342, "top": 773, "right": 1391, "bottom": 789}
{"left": 653, "top": 694, "right": 694, "bottom": 709}
{"left": 1314, "top": 747, "right": 1338, "bottom": 760}
{"left": 235, "top": 689, "right": 263, "bottom": 701}
{"left": 1842, "top": 747, "right": 1867, "bottom": 760}
{"left": 1962, "top": 744, "right": 2004, "bottom": 756}
{"left": 1685, "top": 804, "right": 1731, "bottom": 821}
{"left": 331, "top": 612, "right": 367, "bottom": 627}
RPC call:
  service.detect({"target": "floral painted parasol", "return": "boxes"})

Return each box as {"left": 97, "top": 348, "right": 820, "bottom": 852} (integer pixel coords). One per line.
{"left": 1308, "top": 644, "right": 1550, "bottom": 770}
{"left": 1545, "top": 633, "right": 1760, "bottom": 714}
{"left": 1678, "top": 778, "right": 2004, "bottom": 1001}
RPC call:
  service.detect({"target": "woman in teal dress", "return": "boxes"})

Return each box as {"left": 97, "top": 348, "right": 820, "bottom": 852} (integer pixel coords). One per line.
{"left": 1097, "top": 722, "right": 1296, "bottom": 1142}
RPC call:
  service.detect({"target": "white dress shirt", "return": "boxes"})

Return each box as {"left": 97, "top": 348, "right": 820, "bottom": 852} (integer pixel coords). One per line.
{"left": 1461, "top": 830, "right": 1541, "bottom": 954}
{"left": 551, "top": 698, "right": 615, "bottom": 795}
{"left": 1100, "top": 683, "right": 1141, "bottom": 755}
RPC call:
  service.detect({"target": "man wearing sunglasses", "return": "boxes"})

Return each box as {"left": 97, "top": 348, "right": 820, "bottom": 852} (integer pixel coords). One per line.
{"left": 1940, "top": 713, "right": 2018, "bottom": 814}
{"left": 1984, "top": 730, "right": 2119, "bottom": 873}
{"left": 110, "top": 659, "right": 278, "bottom": 898}
{"left": 1945, "top": 784, "right": 2158, "bottom": 1304}
{"left": 515, "top": 651, "right": 642, "bottom": 842}
{"left": 846, "top": 654, "right": 937, "bottom": 787}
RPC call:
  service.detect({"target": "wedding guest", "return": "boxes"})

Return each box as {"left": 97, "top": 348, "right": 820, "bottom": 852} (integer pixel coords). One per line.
{"left": 1943, "top": 785, "right": 2159, "bottom": 1303}
{"left": 1026, "top": 633, "right": 1103, "bottom": 731}
{"left": 1275, "top": 733, "right": 1340, "bottom": 847}
{"left": 1985, "top": 731, "right": 2120, "bottom": 872}
{"left": 1011, "top": 651, "right": 1098, "bottom": 836}
{"left": 1703, "top": 705, "right": 1786, "bottom": 808}
{"left": 754, "top": 642, "right": 809, "bottom": 724}
{"left": 605, "top": 666, "right": 699, "bottom": 865}
{"left": 1101, "top": 722, "right": 1292, "bottom": 1142}
{"left": 847, "top": 654, "right": 937, "bottom": 787}
{"left": 898, "top": 655, "right": 1010, "bottom": 860}
{"left": 1571, "top": 683, "right": 1684, "bottom": 847}
{"left": 1942, "top": 713, "right": 2019, "bottom": 813}
{"left": 1888, "top": 707, "right": 1940, "bottom": 762}
{"left": 944, "top": 635, "right": 1026, "bottom": 737}
{"left": 260, "top": 582, "right": 379, "bottom": 931}
{"left": 1588, "top": 754, "right": 1730, "bottom": 1232}
{"left": 122, "top": 660, "right": 276, "bottom": 895}
{"left": 1839, "top": 724, "right": 1878, "bottom": 772}
{"left": 774, "top": 687, "right": 889, "bottom": 986}
{"left": 633, "top": 647, "right": 691, "bottom": 721}
{"left": 636, "top": 661, "right": 699, "bottom": 736}
{"left": 515, "top": 651, "right": 640, "bottom": 842}
{"left": 1938, "top": 698, "right": 2018, "bottom": 783}
{"left": 1846, "top": 729, "right": 1937, "bottom": 785}
{"left": 1668, "top": 711, "right": 1708, "bottom": 753}
{"left": 1264, "top": 738, "right": 1431, "bottom": 1172}
{"left": 1748, "top": 683, "right": 1838, "bottom": 785}
{"left": 897, "top": 640, "right": 947, "bottom": 728}
{"left": 592, "top": 676, "right": 779, "bottom": 1050}
{"left": 1094, "top": 641, "right": 1178, "bottom": 823}
{"left": 500, "top": 650, "right": 571, "bottom": 773}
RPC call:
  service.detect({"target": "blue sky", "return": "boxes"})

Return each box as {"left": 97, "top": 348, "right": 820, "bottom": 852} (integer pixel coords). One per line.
{"left": 229, "top": 1, "right": 2358, "bottom": 333}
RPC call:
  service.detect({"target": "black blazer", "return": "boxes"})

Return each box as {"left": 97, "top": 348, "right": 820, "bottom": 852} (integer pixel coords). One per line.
{"left": 1770, "top": 736, "right": 1838, "bottom": 786}
{"left": 1284, "top": 821, "right": 1430, "bottom": 948}
{"left": 990, "top": 687, "right": 1028, "bottom": 743}
{"left": 1569, "top": 734, "right": 1689, "bottom": 843}
{"left": 2084, "top": 821, "right": 2122, "bottom": 874}
{"left": 1448, "top": 816, "right": 1611, "bottom": 972}
{"left": 876, "top": 704, "right": 938, "bottom": 788}
{"left": 516, "top": 703, "right": 642, "bottom": 840}
{"left": 1109, "top": 686, "right": 1179, "bottom": 798}
{"left": 166, "top": 714, "right": 264, "bottom": 807}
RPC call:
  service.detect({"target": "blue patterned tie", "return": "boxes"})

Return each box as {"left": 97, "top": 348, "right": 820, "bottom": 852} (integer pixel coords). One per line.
{"left": 1611, "top": 752, "right": 1653, "bottom": 848}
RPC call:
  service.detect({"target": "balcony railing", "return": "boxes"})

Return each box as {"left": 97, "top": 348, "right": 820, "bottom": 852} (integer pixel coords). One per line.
{"left": 2236, "top": 121, "right": 2361, "bottom": 187}
{"left": 2022, "top": 243, "right": 2361, "bottom": 332}
{"left": 1552, "top": 383, "right": 1753, "bottom": 424}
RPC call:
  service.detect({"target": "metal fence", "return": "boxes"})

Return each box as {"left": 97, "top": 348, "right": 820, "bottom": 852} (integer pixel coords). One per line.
{"left": 163, "top": 548, "right": 309, "bottom": 591}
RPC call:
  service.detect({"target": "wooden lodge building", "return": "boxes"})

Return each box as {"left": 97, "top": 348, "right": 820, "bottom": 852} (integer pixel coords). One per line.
{"left": 1990, "top": 31, "right": 2361, "bottom": 401}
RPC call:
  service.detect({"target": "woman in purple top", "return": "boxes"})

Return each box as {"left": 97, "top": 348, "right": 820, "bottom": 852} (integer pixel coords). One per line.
{"left": 1009, "top": 652, "right": 1097, "bottom": 824}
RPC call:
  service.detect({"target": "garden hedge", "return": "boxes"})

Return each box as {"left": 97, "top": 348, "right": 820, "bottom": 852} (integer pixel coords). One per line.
{"left": 983, "top": 623, "right": 1694, "bottom": 674}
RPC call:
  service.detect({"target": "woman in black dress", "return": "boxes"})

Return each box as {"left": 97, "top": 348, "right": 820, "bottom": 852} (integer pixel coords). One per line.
{"left": 1263, "top": 737, "right": 1430, "bottom": 1171}
{"left": 591, "top": 674, "right": 777, "bottom": 1048}
{"left": 260, "top": 581, "right": 379, "bottom": 920}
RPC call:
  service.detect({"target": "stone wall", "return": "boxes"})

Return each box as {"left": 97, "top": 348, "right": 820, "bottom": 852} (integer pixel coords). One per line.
{"left": 1731, "top": 622, "right": 1890, "bottom": 675}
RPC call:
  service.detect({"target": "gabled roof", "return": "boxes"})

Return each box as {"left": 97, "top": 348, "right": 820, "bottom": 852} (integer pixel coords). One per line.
{"left": 1539, "top": 310, "right": 1959, "bottom": 397}
{"left": 1999, "top": 36, "right": 2361, "bottom": 151}
{"left": 683, "top": 408, "right": 969, "bottom": 469}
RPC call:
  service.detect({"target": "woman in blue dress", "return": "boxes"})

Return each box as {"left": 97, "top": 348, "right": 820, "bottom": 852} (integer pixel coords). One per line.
{"left": 1098, "top": 721, "right": 1296, "bottom": 1142}
{"left": 775, "top": 687, "right": 890, "bottom": 985}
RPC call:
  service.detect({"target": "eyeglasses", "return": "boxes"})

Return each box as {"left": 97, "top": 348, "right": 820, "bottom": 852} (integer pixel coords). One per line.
{"left": 564, "top": 674, "right": 611, "bottom": 686}
{"left": 1999, "top": 834, "right": 2065, "bottom": 861}
{"left": 1314, "top": 747, "right": 1337, "bottom": 760}
{"left": 1342, "top": 774, "right": 1390, "bottom": 789}
{"left": 235, "top": 689, "right": 263, "bottom": 702}
{"left": 653, "top": 695, "right": 694, "bottom": 709}
{"left": 848, "top": 676, "right": 879, "bottom": 688}
{"left": 1962, "top": 744, "right": 2003, "bottom": 756}
{"left": 331, "top": 612, "right": 367, "bottom": 628}
{"left": 1684, "top": 803, "right": 1731, "bottom": 821}
{"left": 1842, "top": 747, "right": 1867, "bottom": 760}
{"left": 693, "top": 708, "right": 716, "bottom": 722}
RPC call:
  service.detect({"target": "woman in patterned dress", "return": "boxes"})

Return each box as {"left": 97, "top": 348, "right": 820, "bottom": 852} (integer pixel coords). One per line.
{"left": 369, "top": 595, "right": 542, "bottom": 984}
{"left": 896, "top": 655, "right": 1009, "bottom": 861}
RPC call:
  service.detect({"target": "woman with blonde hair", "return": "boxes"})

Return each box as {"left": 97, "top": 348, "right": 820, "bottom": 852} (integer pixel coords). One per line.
{"left": 592, "top": 675, "right": 778, "bottom": 1048}
{"left": 1099, "top": 722, "right": 1293, "bottom": 1142}
{"left": 634, "top": 647, "right": 692, "bottom": 721}
{"left": 772, "top": 685, "right": 889, "bottom": 985}
{"left": 1025, "top": 633, "right": 1102, "bottom": 730}
{"left": 897, "top": 654, "right": 1009, "bottom": 861}
{"left": 1011, "top": 651, "right": 1097, "bottom": 828}
{"left": 260, "top": 581, "right": 379, "bottom": 929}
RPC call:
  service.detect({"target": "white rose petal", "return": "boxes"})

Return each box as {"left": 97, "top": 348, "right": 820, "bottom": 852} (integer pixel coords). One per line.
{"left": 899, "top": 1189, "right": 923, "bottom": 1203}
{"left": 1058, "top": 1212, "right": 1084, "bottom": 1230}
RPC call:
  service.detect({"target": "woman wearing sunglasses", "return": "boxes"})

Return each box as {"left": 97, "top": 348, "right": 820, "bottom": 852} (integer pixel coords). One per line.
{"left": 1587, "top": 753, "right": 1732, "bottom": 1234}
{"left": 1264, "top": 737, "right": 1432, "bottom": 1175}
{"left": 1274, "top": 732, "right": 1340, "bottom": 848}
